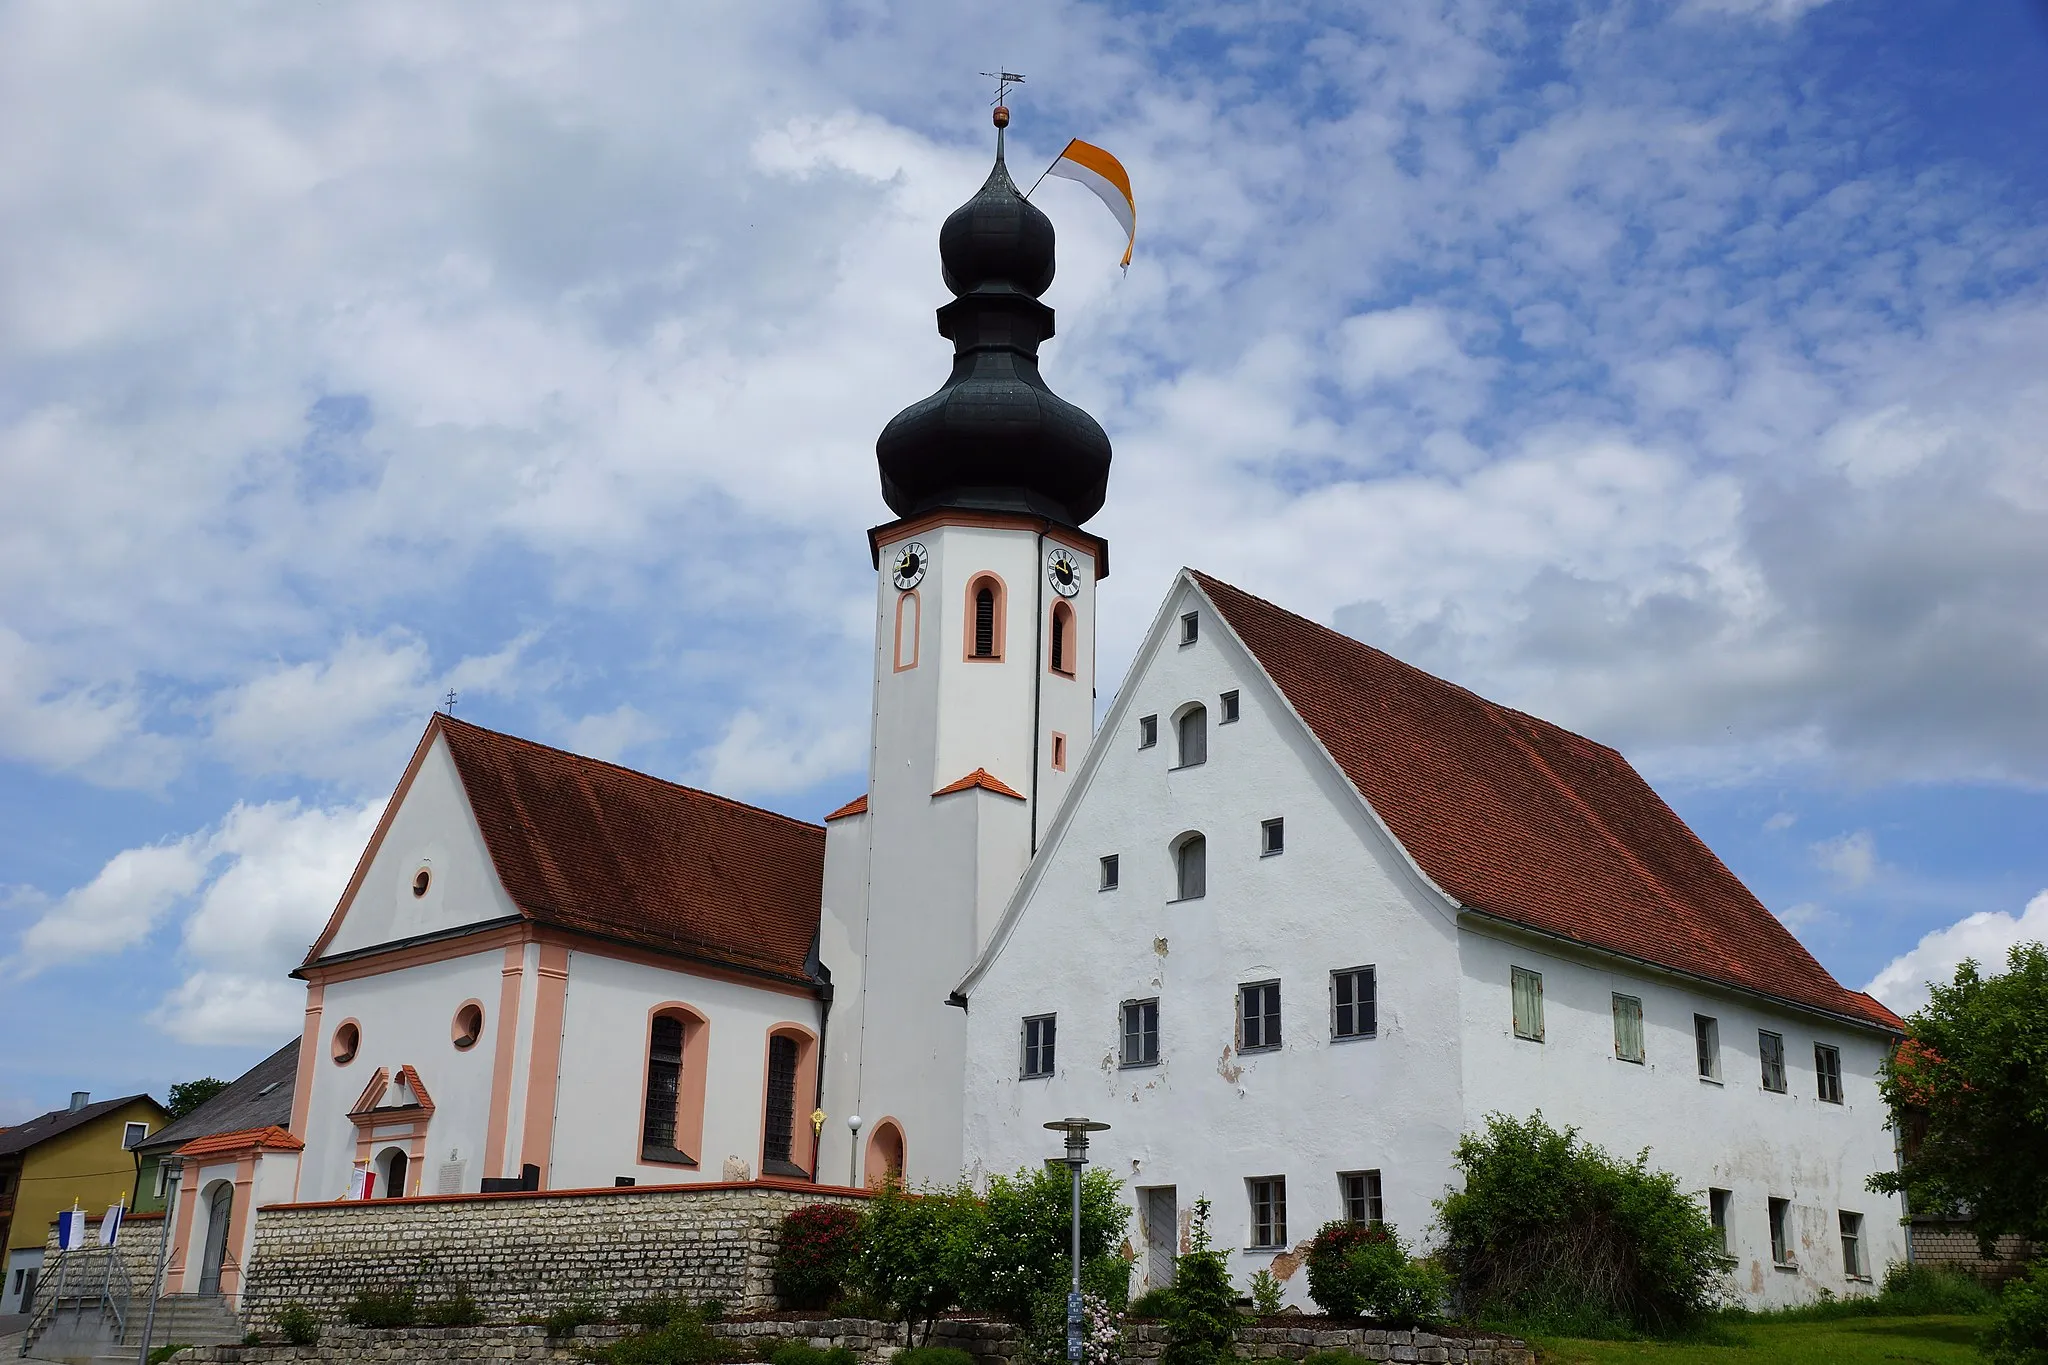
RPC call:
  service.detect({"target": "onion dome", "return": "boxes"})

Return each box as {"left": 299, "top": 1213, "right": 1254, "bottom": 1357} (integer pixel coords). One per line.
{"left": 875, "top": 115, "right": 1112, "bottom": 528}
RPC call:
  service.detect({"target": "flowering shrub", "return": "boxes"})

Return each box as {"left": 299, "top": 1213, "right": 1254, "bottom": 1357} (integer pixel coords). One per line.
{"left": 1301, "top": 1220, "right": 1444, "bottom": 1326}
{"left": 775, "top": 1203, "right": 864, "bottom": 1309}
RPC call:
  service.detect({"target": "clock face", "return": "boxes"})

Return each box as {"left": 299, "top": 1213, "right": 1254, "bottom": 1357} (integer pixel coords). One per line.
{"left": 891, "top": 542, "right": 928, "bottom": 591}
{"left": 1046, "top": 547, "right": 1082, "bottom": 598}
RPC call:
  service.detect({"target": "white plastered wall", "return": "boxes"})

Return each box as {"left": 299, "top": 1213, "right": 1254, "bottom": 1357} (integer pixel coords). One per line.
{"left": 1457, "top": 928, "right": 1907, "bottom": 1306}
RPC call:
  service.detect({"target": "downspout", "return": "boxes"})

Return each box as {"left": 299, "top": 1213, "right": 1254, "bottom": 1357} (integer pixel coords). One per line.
{"left": 1031, "top": 527, "right": 1046, "bottom": 855}
{"left": 809, "top": 947, "right": 833, "bottom": 1183}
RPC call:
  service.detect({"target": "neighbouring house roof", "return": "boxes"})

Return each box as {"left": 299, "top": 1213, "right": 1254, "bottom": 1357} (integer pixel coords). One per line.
{"left": 0, "top": 1094, "right": 167, "bottom": 1158}
{"left": 1191, "top": 570, "right": 1901, "bottom": 1032}
{"left": 933, "top": 768, "right": 1026, "bottom": 799}
{"left": 309, "top": 715, "right": 826, "bottom": 986}
{"left": 175, "top": 1125, "right": 304, "bottom": 1160}
{"left": 135, "top": 1040, "right": 299, "bottom": 1157}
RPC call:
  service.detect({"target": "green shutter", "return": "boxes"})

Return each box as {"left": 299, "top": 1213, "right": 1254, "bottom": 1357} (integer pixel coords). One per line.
{"left": 1512, "top": 967, "right": 1544, "bottom": 1040}
{"left": 1612, "top": 994, "right": 1644, "bottom": 1062}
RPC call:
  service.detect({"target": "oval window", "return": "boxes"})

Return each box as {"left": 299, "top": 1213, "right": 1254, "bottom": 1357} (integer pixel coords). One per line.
{"left": 452, "top": 1002, "right": 483, "bottom": 1051}
{"left": 412, "top": 867, "right": 432, "bottom": 898}
{"left": 332, "top": 1020, "right": 361, "bottom": 1065}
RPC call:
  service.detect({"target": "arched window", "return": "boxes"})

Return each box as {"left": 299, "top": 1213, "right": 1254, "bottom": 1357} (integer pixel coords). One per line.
{"left": 865, "top": 1119, "right": 906, "bottom": 1187}
{"left": 965, "top": 574, "right": 1005, "bottom": 660}
{"left": 761, "top": 1026, "right": 820, "bottom": 1179}
{"left": 1174, "top": 833, "right": 1207, "bottom": 901}
{"left": 377, "top": 1146, "right": 409, "bottom": 1199}
{"left": 1176, "top": 704, "right": 1208, "bottom": 768}
{"left": 641, "top": 1006, "right": 709, "bottom": 1165}
{"left": 894, "top": 590, "right": 921, "bottom": 671}
{"left": 1049, "top": 601, "right": 1075, "bottom": 676}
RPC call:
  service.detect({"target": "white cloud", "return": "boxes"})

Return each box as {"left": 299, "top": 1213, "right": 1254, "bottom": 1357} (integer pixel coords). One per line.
{"left": 1763, "top": 811, "right": 1797, "bottom": 833}
{"left": 0, "top": 627, "right": 176, "bottom": 787}
{"left": 7, "top": 836, "right": 209, "bottom": 975}
{"left": 693, "top": 707, "right": 867, "bottom": 803}
{"left": 1812, "top": 830, "right": 1878, "bottom": 889}
{"left": 1864, "top": 890, "right": 2048, "bottom": 1016}
{"left": 561, "top": 704, "right": 665, "bottom": 764}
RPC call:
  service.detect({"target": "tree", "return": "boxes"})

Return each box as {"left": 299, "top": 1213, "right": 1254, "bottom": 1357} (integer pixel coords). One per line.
{"left": 167, "top": 1077, "right": 229, "bottom": 1119}
{"left": 1870, "top": 941, "right": 2048, "bottom": 1251}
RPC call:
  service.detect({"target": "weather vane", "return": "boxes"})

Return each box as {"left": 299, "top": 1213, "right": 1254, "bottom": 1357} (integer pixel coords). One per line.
{"left": 980, "top": 69, "right": 1025, "bottom": 107}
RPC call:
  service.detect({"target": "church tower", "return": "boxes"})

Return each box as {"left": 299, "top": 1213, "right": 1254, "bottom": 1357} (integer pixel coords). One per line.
{"left": 815, "top": 107, "right": 1112, "bottom": 1187}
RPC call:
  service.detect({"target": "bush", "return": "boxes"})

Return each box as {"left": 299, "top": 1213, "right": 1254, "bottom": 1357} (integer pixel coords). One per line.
{"left": 422, "top": 1287, "right": 483, "bottom": 1326}
{"left": 1878, "top": 1261, "right": 1996, "bottom": 1316}
{"left": 777, "top": 1203, "right": 865, "bottom": 1310}
{"left": 1987, "top": 1260, "right": 2048, "bottom": 1365}
{"left": 1300, "top": 1221, "right": 1443, "bottom": 1325}
{"left": 344, "top": 1287, "right": 419, "bottom": 1328}
{"left": 961, "top": 1164, "right": 1131, "bottom": 1326}
{"left": 893, "top": 1348, "right": 978, "bottom": 1365}
{"left": 617, "top": 1296, "right": 699, "bottom": 1330}
{"left": 699, "top": 1299, "right": 726, "bottom": 1323}
{"left": 1160, "top": 1199, "right": 1238, "bottom": 1365}
{"left": 1301, "top": 1354, "right": 1372, "bottom": 1365}
{"left": 854, "top": 1179, "right": 981, "bottom": 1342}
{"left": 1435, "top": 1113, "right": 1726, "bottom": 1335}
{"left": 542, "top": 1299, "right": 606, "bottom": 1336}
{"left": 769, "top": 1345, "right": 859, "bottom": 1365}
{"left": 146, "top": 1346, "right": 192, "bottom": 1365}
{"left": 1126, "top": 1287, "right": 1176, "bottom": 1319}
{"left": 1248, "top": 1269, "right": 1284, "bottom": 1317}
{"left": 589, "top": 1314, "right": 723, "bottom": 1365}
{"left": 277, "top": 1303, "right": 320, "bottom": 1346}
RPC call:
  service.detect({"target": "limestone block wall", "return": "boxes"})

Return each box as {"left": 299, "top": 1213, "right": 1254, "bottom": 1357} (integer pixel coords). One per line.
{"left": 1908, "top": 1220, "right": 2036, "bottom": 1286}
{"left": 37, "top": 1211, "right": 167, "bottom": 1296}
{"left": 236, "top": 1181, "right": 866, "bottom": 1332}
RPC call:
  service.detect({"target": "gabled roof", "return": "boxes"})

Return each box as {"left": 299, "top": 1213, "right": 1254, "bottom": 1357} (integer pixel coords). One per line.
{"left": 1190, "top": 571, "right": 1900, "bottom": 1032}
{"left": 824, "top": 794, "right": 867, "bottom": 821}
{"left": 933, "top": 768, "right": 1025, "bottom": 800}
{"left": 0, "top": 1094, "right": 167, "bottom": 1158}
{"left": 175, "top": 1125, "right": 303, "bottom": 1160}
{"left": 136, "top": 1040, "right": 298, "bottom": 1156}
{"left": 309, "top": 715, "right": 826, "bottom": 986}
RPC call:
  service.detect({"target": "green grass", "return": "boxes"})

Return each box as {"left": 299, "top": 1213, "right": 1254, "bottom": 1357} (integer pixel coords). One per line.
{"left": 1531, "top": 1314, "right": 1989, "bottom": 1364}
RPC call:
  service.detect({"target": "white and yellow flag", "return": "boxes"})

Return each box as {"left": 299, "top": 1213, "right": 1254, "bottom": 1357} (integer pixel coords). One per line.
{"left": 1045, "top": 139, "right": 1135, "bottom": 270}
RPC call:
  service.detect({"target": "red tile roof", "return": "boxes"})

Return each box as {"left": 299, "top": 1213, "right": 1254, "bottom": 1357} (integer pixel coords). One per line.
{"left": 1192, "top": 571, "right": 1900, "bottom": 1031}
{"left": 824, "top": 794, "right": 868, "bottom": 821}
{"left": 392, "top": 717, "right": 824, "bottom": 986}
{"left": 934, "top": 768, "right": 1026, "bottom": 800}
{"left": 176, "top": 1125, "right": 304, "bottom": 1159}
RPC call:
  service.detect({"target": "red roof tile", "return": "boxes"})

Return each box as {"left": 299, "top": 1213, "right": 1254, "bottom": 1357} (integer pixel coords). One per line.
{"left": 177, "top": 1125, "right": 304, "bottom": 1159}
{"left": 824, "top": 794, "right": 868, "bottom": 821}
{"left": 934, "top": 768, "right": 1026, "bottom": 800}
{"left": 427, "top": 717, "right": 824, "bottom": 986}
{"left": 1191, "top": 571, "right": 1900, "bottom": 1031}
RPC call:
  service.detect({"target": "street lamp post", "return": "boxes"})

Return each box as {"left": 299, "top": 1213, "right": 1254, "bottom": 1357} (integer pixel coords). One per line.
{"left": 1044, "top": 1118, "right": 1110, "bottom": 1365}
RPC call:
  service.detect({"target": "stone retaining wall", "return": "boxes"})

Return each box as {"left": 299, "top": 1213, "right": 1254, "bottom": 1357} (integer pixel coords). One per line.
{"left": 1909, "top": 1219, "right": 2036, "bottom": 1286}
{"left": 173, "top": 1314, "right": 1531, "bottom": 1365}
{"left": 236, "top": 1181, "right": 867, "bottom": 1331}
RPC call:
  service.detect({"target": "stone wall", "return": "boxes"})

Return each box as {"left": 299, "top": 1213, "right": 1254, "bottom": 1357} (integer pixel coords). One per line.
{"left": 1909, "top": 1219, "right": 2036, "bottom": 1286}
{"left": 173, "top": 1314, "right": 1531, "bottom": 1365}
{"left": 237, "top": 1181, "right": 866, "bottom": 1331}
{"left": 36, "top": 1210, "right": 167, "bottom": 1297}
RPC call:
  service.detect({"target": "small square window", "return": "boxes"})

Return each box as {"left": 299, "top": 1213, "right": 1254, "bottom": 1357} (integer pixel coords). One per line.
{"left": 1511, "top": 966, "right": 1544, "bottom": 1042}
{"left": 123, "top": 1121, "right": 149, "bottom": 1149}
{"left": 1121, "top": 999, "right": 1160, "bottom": 1067}
{"left": 1769, "top": 1196, "right": 1794, "bottom": 1266}
{"left": 1239, "top": 981, "right": 1282, "bottom": 1052}
{"left": 1840, "top": 1211, "right": 1865, "bottom": 1278}
{"left": 1331, "top": 967, "right": 1376, "bottom": 1039}
{"left": 1695, "top": 1015, "right": 1722, "bottom": 1082}
{"left": 1612, "top": 994, "right": 1644, "bottom": 1064}
{"left": 1220, "top": 690, "right": 1240, "bottom": 723}
{"left": 1341, "top": 1170, "right": 1383, "bottom": 1225}
{"left": 1100, "top": 855, "right": 1120, "bottom": 891}
{"left": 1760, "top": 1030, "right": 1787, "bottom": 1093}
{"left": 1260, "top": 818, "right": 1284, "bottom": 856}
{"left": 1139, "top": 714, "right": 1158, "bottom": 749}
{"left": 1051, "top": 732, "right": 1068, "bottom": 772}
{"left": 1248, "top": 1176, "right": 1287, "bottom": 1248}
{"left": 1022, "top": 1014, "right": 1057, "bottom": 1079}
{"left": 1180, "top": 612, "right": 1199, "bottom": 646}
{"left": 1709, "top": 1188, "right": 1733, "bottom": 1256}
{"left": 1815, "top": 1043, "right": 1843, "bottom": 1104}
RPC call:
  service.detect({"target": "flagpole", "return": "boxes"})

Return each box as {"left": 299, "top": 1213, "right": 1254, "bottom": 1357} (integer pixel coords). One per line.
{"left": 1023, "top": 143, "right": 1072, "bottom": 199}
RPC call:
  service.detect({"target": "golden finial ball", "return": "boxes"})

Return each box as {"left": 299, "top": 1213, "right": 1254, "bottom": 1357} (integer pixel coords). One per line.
{"left": 993, "top": 105, "right": 1010, "bottom": 128}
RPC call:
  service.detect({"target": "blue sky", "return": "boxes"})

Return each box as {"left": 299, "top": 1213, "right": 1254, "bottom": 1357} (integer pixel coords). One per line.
{"left": 2, "top": 0, "right": 2045, "bottom": 1122}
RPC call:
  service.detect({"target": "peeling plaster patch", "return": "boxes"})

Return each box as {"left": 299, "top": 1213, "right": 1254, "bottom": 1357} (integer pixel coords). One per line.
{"left": 1217, "top": 1042, "right": 1243, "bottom": 1084}
{"left": 1154, "top": 937, "right": 1169, "bottom": 956}
{"left": 1270, "top": 1244, "right": 1308, "bottom": 1281}
{"left": 1179, "top": 1207, "right": 1193, "bottom": 1256}
{"left": 1750, "top": 1260, "right": 1764, "bottom": 1294}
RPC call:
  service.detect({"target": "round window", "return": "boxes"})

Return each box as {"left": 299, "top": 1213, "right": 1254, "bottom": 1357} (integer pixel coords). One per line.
{"left": 411, "top": 867, "right": 432, "bottom": 898}
{"left": 452, "top": 1002, "right": 484, "bottom": 1051}
{"left": 332, "top": 1020, "right": 361, "bottom": 1065}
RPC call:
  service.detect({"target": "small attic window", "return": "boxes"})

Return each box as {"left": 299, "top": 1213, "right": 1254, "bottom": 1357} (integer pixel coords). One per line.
{"left": 1180, "top": 611, "right": 1199, "bottom": 646}
{"left": 332, "top": 1020, "right": 361, "bottom": 1065}
{"left": 412, "top": 867, "right": 431, "bottom": 898}
{"left": 452, "top": 1001, "right": 484, "bottom": 1051}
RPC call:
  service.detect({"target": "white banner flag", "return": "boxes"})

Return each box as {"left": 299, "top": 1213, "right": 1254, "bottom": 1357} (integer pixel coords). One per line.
{"left": 57, "top": 1208, "right": 87, "bottom": 1251}
{"left": 99, "top": 1203, "right": 125, "bottom": 1246}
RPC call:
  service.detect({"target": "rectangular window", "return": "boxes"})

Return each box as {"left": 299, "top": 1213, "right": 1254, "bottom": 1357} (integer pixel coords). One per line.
{"left": 1239, "top": 981, "right": 1282, "bottom": 1051}
{"left": 1100, "top": 855, "right": 1119, "bottom": 891}
{"left": 1760, "top": 1030, "right": 1787, "bottom": 1092}
{"left": 1695, "top": 1014, "right": 1722, "bottom": 1082}
{"left": 1249, "top": 1177, "right": 1287, "bottom": 1249}
{"left": 1221, "top": 690, "right": 1241, "bottom": 722}
{"left": 153, "top": 1162, "right": 169, "bottom": 1199}
{"left": 1709, "top": 1188, "right": 1733, "bottom": 1256}
{"left": 1139, "top": 714, "right": 1158, "bottom": 748}
{"left": 1612, "top": 994, "right": 1645, "bottom": 1064}
{"left": 1051, "top": 732, "right": 1067, "bottom": 771}
{"left": 1840, "top": 1211, "right": 1865, "bottom": 1278}
{"left": 1261, "top": 817, "right": 1285, "bottom": 856}
{"left": 1180, "top": 612, "right": 1199, "bottom": 646}
{"left": 1121, "top": 999, "right": 1160, "bottom": 1067}
{"left": 1769, "top": 1197, "right": 1794, "bottom": 1266}
{"left": 1815, "top": 1043, "right": 1843, "bottom": 1104}
{"left": 1341, "top": 1170, "right": 1383, "bottom": 1226}
{"left": 643, "top": 1015, "right": 684, "bottom": 1149}
{"left": 123, "top": 1121, "right": 149, "bottom": 1149}
{"left": 1331, "top": 966, "right": 1377, "bottom": 1039}
{"left": 1511, "top": 966, "right": 1545, "bottom": 1041}
{"left": 1022, "top": 1015, "right": 1057, "bottom": 1079}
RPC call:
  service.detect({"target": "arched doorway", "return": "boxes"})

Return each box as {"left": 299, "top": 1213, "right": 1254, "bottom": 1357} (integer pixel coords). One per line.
{"left": 197, "top": 1181, "right": 233, "bottom": 1296}
{"left": 864, "top": 1120, "right": 905, "bottom": 1187}
{"left": 377, "top": 1146, "right": 410, "bottom": 1199}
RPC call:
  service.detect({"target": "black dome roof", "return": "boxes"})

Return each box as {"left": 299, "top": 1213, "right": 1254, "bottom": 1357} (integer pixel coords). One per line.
{"left": 875, "top": 135, "right": 1111, "bottom": 528}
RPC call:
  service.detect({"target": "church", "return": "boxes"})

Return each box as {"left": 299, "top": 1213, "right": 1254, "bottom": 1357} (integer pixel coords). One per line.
{"left": 160, "top": 114, "right": 1904, "bottom": 1311}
